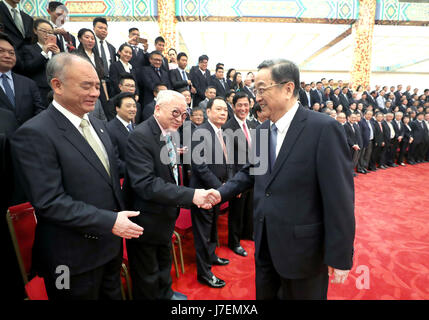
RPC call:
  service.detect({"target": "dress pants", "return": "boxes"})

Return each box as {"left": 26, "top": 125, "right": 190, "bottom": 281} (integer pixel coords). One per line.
{"left": 127, "top": 240, "right": 174, "bottom": 300}
{"left": 43, "top": 254, "right": 123, "bottom": 300}
{"left": 191, "top": 205, "right": 220, "bottom": 278}
{"left": 359, "top": 140, "right": 373, "bottom": 170}
{"left": 385, "top": 139, "right": 397, "bottom": 165}
{"left": 398, "top": 140, "right": 410, "bottom": 163}
{"left": 228, "top": 189, "right": 254, "bottom": 248}
{"left": 350, "top": 148, "right": 360, "bottom": 172}
{"left": 255, "top": 220, "right": 329, "bottom": 300}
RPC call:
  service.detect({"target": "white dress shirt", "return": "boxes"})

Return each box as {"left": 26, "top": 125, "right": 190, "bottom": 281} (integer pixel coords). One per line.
{"left": 270, "top": 101, "right": 299, "bottom": 158}
{"left": 234, "top": 114, "right": 252, "bottom": 144}
{"left": 37, "top": 42, "right": 52, "bottom": 59}
{"left": 96, "top": 37, "right": 112, "bottom": 70}
{"left": 52, "top": 100, "right": 109, "bottom": 164}
{"left": 119, "top": 59, "right": 132, "bottom": 73}
{"left": 116, "top": 114, "right": 133, "bottom": 131}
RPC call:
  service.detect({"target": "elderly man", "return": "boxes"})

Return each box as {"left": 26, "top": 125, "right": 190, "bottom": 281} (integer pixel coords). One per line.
{"left": 208, "top": 59, "right": 355, "bottom": 300}
{"left": 124, "top": 90, "right": 214, "bottom": 300}
{"left": 11, "top": 53, "right": 144, "bottom": 300}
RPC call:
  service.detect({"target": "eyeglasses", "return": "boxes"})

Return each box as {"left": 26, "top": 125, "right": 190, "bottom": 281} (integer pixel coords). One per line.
{"left": 253, "top": 81, "right": 289, "bottom": 96}
{"left": 37, "top": 29, "right": 54, "bottom": 35}
{"left": 171, "top": 109, "right": 190, "bottom": 120}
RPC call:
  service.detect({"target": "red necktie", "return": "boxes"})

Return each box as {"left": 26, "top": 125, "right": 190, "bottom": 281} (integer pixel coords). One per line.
{"left": 242, "top": 122, "right": 251, "bottom": 147}
{"left": 379, "top": 122, "right": 383, "bottom": 132}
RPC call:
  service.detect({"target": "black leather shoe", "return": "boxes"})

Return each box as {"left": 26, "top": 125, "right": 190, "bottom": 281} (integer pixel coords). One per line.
{"left": 389, "top": 164, "right": 398, "bottom": 167}
{"left": 212, "top": 257, "right": 229, "bottom": 266}
{"left": 197, "top": 275, "right": 226, "bottom": 288}
{"left": 379, "top": 165, "right": 387, "bottom": 169}
{"left": 357, "top": 169, "right": 366, "bottom": 174}
{"left": 170, "top": 291, "right": 188, "bottom": 300}
{"left": 231, "top": 245, "right": 248, "bottom": 257}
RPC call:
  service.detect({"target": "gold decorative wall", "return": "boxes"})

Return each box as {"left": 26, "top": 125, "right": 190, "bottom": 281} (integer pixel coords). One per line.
{"left": 158, "top": 0, "right": 177, "bottom": 53}
{"left": 350, "top": 0, "right": 376, "bottom": 89}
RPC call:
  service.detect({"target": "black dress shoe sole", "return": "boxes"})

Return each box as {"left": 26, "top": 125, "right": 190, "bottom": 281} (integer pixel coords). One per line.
{"left": 212, "top": 259, "right": 230, "bottom": 266}
{"left": 197, "top": 276, "right": 226, "bottom": 288}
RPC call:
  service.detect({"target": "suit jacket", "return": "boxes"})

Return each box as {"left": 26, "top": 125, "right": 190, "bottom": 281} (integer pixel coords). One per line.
{"left": 331, "top": 95, "right": 340, "bottom": 109}
{"left": 410, "top": 120, "right": 425, "bottom": 144}
{"left": 190, "top": 121, "right": 233, "bottom": 190}
{"left": 106, "top": 117, "right": 130, "bottom": 177}
{"left": 382, "top": 120, "right": 393, "bottom": 145}
{"left": 394, "top": 90, "right": 403, "bottom": 106}
{"left": 129, "top": 46, "right": 148, "bottom": 69}
{"left": 0, "top": 72, "right": 44, "bottom": 126}
{"left": 169, "top": 68, "right": 191, "bottom": 92}
{"left": 391, "top": 120, "right": 404, "bottom": 139}
{"left": 354, "top": 123, "right": 363, "bottom": 149}
{"left": 223, "top": 116, "right": 254, "bottom": 174}
{"left": 103, "top": 95, "right": 143, "bottom": 124}
{"left": 93, "top": 39, "right": 116, "bottom": 72}
{"left": 358, "top": 119, "right": 372, "bottom": 148}
{"left": 10, "top": 105, "right": 124, "bottom": 276}
{"left": 123, "top": 115, "right": 195, "bottom": 244}
{"left": 339, "top": 93, "right": 350, "bottom": 110}
{"left": 373, "top": 121, "right": 385, "bottom": 146}
{"left": 54, "top": 31, "right": 76, "bottom": 53}
{"left": 310, "top": 89, "right": 323, "bottom": 105}
{"left": 0, "top": 2, "right": 33, "bottom": 50}
{"left": 108, "top": 60, "right": 138, "bottom": 97}
{"left": 137, "top": 65, "right": 171, "bottom": 105}
{"left": 190, "top": 68, "right": 210, "bottom": 106}
{"left": 209, "top": 77, "right": 230, "bottom": 98}
{"left": 344, "top": 122, "right": 359, "bottom": 148}
{"left": 218, "top": 106, "right": 355, "bottom": 279}
{"left": 74, "top": 46, "right": 106, "bottom": 81}
{"left": 142, "top": 100, "right": 156, "bottom": 122}
{"left": 299, "top": 89, "right": 312, "bottom": 108}
{"left": 402, "top": 123, "right": 413, "bottom": 143}
{"left": 242, "top": 86, "right": 256, "bottom": 102}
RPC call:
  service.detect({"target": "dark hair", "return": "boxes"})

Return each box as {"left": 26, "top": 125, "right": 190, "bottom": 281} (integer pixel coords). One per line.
{"left": 191, "top": 107, "right": 203, "bottom": 116}
{"left": 206, "top": 85, "right": 216, "bottom": 92}
{"left": 226, "top": 68, "right": 236, "bottom": 79}
{"left": 48, "top": 1, "right": 66, "bottom": 12}
{"left": 128, "top": 27, "right": 139, "bottom": 34}
{"left": 0, "top": 31, "right": 15, "bottom": 49}
{"left": 225, "top": 91, "right": 235, "bottom": 100}
{"left": 232, "top": 72, "right": 243, "bottom": 90}
{"left": 177, "top": 87, "right": 190, "bottom": 94}
{"left": 118, "top": 43, "right": 133, "bottom": 53}
{"left": 155, "top": 36, "right": 165, "bottom": 44}
{"left": 177, "top": 52, "right": 187, "bottom": 61}
{"left": 252, "top": 103, "right": 262, "bottom": 119}
{"left": 317, "top": 81, "right": 322, "bottom": 85}
{"left": 154, "top": 83, "right": 168, "bottom": 94}
{"left": 216, "top": 62, "right": 224, "bottom": 68}
{"left": 32, "top": 19, "right": 53, "bottom": 44}
{"left": 149, "top": 50, "right": 163, "bottom": 59}
{"left": 198, "top": 55, "right": 209, "bottom": 62}
{"left": 93, "top": 17, "right": 108, "bottom": 27}
{"left": 215, "top": 66, "right": 224, "bottom": 72}
{"left": 257, "top": 59, "right": 300, "bottom": 97}
{"left": 114, "top": 92, "right": 136, "bottom": 108}
{"left": 119, "top": 73, "right": 135, "bottom": 85}
{"left": 77, "top": 28, "right": 95, "bottom": 40}
{"left": 207, "top": 96, "right": 226, "bottom": 110}
{"left": 233, "top": 91, "right": 250, "bottom": 105}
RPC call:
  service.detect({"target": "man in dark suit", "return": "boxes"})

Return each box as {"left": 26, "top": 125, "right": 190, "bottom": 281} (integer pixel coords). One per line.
{"left": 127, "top": 27, "right": 149, "bottom": 68}
{"left": 409, "top": 112, "right": 426, "bottom": 163}
{"left": 339, "top": 87, "right": 350, "bottom": 111}
{"left": 392, "top": 112, "right": 405, "bottom": 164}
{"left": 190, "top": 54, "right": 210, "bottom": 107}
{"left": 92, "top": 17, "right": 116, "bottom": 95}
{"left": 310, "top": 81, "right": 323, "bottom": 106}
{"left": 371, "top": 112, "right": 387, "bottom": 169}
{"left": 242, "top": 75, "right": 256, "bottom": 103}
{"left": 137, "top": 50, "right": 171, "bottom": 106}
{"left": 0, "top": 33, "right": 44, "bottom": 126}
{"left": 208, "top": 66, "right": 230, "bottom": 98}
{"left": 47, "top": 2, "right": 76, "bottom": 53}
{"left": 190, "top": 97, "right": 233, "bottom": 289}
{"left": 344, "top": 113, "right": 361, "bottom": 176}
{"left": 106, "top": 92, "right": 137, "bottom": 178}
{"left": 223, "top": 91, "right": 256, "bottom": 257}
{"left": 0, "top": 0, "right": 33, "bottom": 52}
{"left": 299, "top": 83, "right": 312, "bottom": 109}
{"left": 394, "top": 84, "right": 403, "bottom": 106}
{"left": 358, "top": 110, "right": 374, "bottom": 173}
{"left": 225, "top": 91, "right": 235, "bottom": 121}
{"left": 384, "top": 112, "right": 399, "bottom": 167}
{"left": 208, "top": 59, "right": 355, "bottom": 300}
{"left": 124, "top": 90, "right": 215, "bottom": 300}
{"left": 10, "top": 53, "right": 143, "bottom": 300}
{"left": 169, "top": 52, "right": 195, "bottom": 95}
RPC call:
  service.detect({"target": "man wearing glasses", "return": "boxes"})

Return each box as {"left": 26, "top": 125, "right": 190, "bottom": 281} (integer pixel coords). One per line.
{"left": 124, "top": 90, "right": 215, "bottom": 300}
{"left": 138, "top": 50, "right": 171, "bottom": 106}
{"left": 209, "top": 59, "right": 355, "bottom": 299}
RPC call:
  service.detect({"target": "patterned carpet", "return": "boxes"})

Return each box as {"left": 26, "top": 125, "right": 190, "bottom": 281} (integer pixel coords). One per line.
{"left": 171, "top": 162, "right": 429, "bottom": 300}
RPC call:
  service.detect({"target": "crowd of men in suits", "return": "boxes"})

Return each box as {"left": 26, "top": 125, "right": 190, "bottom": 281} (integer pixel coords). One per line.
{"left": 0, "top": 0, "right": 426, "bottom": 301}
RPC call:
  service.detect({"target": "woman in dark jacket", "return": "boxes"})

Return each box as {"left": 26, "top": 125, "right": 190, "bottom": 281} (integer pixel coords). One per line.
{"left": 109, "top": 43, "right": 138, "bottom": 97}
{"left": 74, "top": 28, "right": 109, "bottom": 106}
{"left": 21, "top": 19, "right": 60, "bottom": 107}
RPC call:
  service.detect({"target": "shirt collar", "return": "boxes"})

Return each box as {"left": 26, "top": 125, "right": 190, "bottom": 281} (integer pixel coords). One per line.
{"left": 52, "top": 99, "right": 89, "bottom": 129}
{"left": 3, "top": 1, "right": 16, "bottom": 13}
{"left": 234, "top": 114, "right": 246, "bottom": 128}
{"left": 116, "top": 114, "right": 132, "bottom": 128}
{"left": 270, "top": 101, "right": 299, "bottom": 134}
{"left": 208, "top": 119, "right": 222, "bottom": 135}
{"left": 154, "top": 115, "right": 168, "bottom": 137}
{"left": 119, "top": 59, "right": 132, "bottom": 70}
{"left": 0, "top": 70, "right": 13, "bottom": 79}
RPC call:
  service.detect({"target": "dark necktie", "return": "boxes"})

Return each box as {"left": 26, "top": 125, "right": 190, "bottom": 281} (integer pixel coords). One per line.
{"left": 156, "top": 68, "right": 161, "bottom": 77}
{"left": 1, "top": 74, "right": 15, "bottom": 107}
{"left": 181, "top": 70, "right": 187, "bottom": 81}
{"left": 99, "top": 40, "right": 109, "bottom": 77}
{"left": 269, "top": 123, "right": 278, "bottom": 172}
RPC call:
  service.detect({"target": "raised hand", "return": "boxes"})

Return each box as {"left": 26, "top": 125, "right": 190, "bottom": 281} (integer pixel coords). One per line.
{"left": 112, "top": 211, "right": 144, "bottom": 239}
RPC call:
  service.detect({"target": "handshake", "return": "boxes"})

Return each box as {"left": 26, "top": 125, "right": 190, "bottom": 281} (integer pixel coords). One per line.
{"left": 192, "top": 189, "right": 222, "bottom": 209}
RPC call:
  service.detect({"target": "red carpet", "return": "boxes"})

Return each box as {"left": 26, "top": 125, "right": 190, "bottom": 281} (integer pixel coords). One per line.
{"left": 171, "top": 163, "right": 429, "bottom": 300}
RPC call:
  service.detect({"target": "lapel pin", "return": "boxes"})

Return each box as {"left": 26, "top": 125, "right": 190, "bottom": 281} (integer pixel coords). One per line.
{"left": 100, "top": 129, "right": 104, "bottom": 133}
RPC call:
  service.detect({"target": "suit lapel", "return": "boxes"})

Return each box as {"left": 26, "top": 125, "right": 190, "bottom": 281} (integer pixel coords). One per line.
{"left": 48, "top": 106, "right": 112, "bottom": 185}
{"left": 1, "top": 3, "right": 20, "bottom": 36}
{"left": 265, "top": 106, "right": 307, "bottom": 188}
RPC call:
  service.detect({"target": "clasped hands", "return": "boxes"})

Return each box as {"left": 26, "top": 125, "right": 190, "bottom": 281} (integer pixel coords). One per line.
{"left": 193, "top": 189, "right": 222, "bottom": 209}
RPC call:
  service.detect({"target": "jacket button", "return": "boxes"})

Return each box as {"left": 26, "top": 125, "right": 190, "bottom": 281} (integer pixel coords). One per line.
{"left": 265, "top": 192, "right": 270, "bottom": 197}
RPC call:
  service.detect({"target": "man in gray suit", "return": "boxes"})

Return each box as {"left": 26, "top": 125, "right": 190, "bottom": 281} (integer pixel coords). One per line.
{"left": 198, "top": 86, "right": 216, "bottom": 121}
